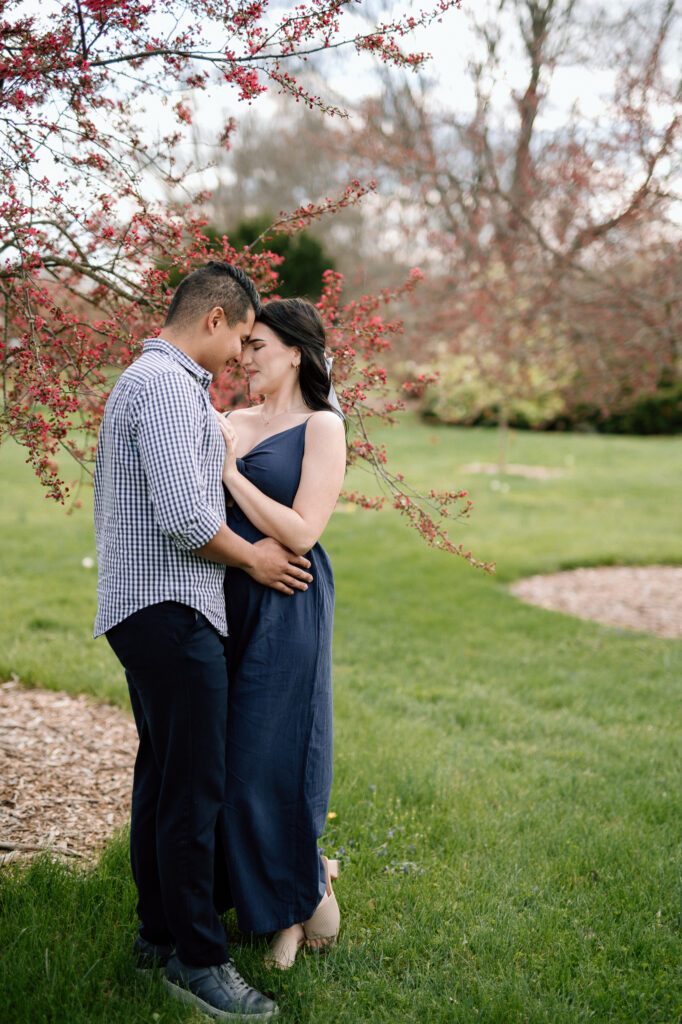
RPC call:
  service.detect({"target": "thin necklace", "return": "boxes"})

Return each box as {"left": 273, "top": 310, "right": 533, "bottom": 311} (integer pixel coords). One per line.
{"left": 259, "top": 403, "right": 308, "bottom": 426}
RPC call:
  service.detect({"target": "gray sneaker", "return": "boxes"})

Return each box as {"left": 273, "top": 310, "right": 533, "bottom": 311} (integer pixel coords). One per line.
{"left": 163, "top": 954, "right": 278, "bottom": 1021}
{"left": 133, "top": 935, "right": 174, "bottom": 975}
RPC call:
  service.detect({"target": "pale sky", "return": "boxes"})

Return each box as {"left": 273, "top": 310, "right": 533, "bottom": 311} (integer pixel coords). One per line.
{"left": 11, "top": 0, "right": 679, "bottom": 212}
{"left": 176, "top": 0, "right": 641, "bottom": 160}
{"left": 12, "top": 0, "right": 647, "bottom": 139}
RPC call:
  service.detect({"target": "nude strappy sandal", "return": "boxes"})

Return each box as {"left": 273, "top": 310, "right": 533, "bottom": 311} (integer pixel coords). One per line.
{"left": 265, "top": 856, "right": 340, "bottom": 969}
{"left": 303, "top": 856, "right": 340, "bottom": 951}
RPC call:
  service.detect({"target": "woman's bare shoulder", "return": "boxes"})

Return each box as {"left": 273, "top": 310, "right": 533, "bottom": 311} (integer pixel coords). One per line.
{"left": 307, "top": 409, "right": 344, "bottom": 429}
{"left": 305, "top": 410, "right": 346, "bottom": 443}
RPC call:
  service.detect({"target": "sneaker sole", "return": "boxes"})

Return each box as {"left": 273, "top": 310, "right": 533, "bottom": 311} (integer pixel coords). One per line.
{"left": 135, "top": 966, "right": 164, "bottom": 978}
{"left": 135, "top": 960, "right": 171, "bottom": 977}
{"left": 162, "top": 976, "right": 279, "bottom": 1021}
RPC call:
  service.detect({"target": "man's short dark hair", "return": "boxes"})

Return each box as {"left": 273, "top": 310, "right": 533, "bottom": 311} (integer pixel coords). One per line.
{"left": 164, "top": 261, "right": 261, "bottom": 329}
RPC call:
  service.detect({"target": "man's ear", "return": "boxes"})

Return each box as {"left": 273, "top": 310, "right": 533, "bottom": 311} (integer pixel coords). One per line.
{"left": 207, "top": 306, "right": 225, "bottom": 333}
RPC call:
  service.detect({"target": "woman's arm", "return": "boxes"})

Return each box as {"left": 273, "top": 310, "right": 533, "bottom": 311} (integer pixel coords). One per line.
{"left": 218, "top": 412, "right": 346, "bottom": 555}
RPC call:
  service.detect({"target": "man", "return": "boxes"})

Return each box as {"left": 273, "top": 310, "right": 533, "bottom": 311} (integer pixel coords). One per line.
{"left": 94, "top": 261, "right": 311, "bottom": 1021}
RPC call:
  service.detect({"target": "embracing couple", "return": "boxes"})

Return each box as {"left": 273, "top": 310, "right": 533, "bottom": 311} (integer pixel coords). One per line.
{"left": 93, "top": 261, "right": 347, "bottom": 1021}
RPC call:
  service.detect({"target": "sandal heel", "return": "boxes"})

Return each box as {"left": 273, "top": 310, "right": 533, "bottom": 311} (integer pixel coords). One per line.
{"left": 303, "top": 855, "right": 340, "bottom": 950}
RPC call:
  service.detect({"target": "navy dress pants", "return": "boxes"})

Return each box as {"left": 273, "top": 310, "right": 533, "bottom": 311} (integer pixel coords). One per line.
{"left": 106, "top": 601, "right": 230, "bottom": 967}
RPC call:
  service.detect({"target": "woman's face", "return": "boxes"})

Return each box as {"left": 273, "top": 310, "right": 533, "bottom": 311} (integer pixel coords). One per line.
{"left": 240, "top": 322, "right": 300, "bottom": 394}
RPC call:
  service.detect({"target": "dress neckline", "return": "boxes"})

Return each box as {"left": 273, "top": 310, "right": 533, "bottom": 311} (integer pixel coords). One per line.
{"left": 239, "top": 418, "right": 311, "bottom": 459}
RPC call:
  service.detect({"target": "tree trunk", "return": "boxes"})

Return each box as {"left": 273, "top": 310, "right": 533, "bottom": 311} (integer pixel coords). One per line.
{"left": 497, "top": 405, "right": 509, "bottom": 472}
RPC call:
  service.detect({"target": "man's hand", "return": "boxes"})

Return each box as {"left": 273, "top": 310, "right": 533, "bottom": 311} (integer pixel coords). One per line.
{"left": 195, "top": 525, "right": 311, "bottom": 592}
{"left": 250, "top": 537, "right": 313, "bottom": 594}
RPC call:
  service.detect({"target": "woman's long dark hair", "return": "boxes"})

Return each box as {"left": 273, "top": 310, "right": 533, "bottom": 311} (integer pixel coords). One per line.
{"left": 256, "top": 298, "right": 343, "bottom": 418}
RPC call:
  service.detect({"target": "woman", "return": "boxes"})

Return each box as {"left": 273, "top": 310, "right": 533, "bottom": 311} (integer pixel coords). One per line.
{"left": 215, "top": 297, "right": 347, "bottom": 970}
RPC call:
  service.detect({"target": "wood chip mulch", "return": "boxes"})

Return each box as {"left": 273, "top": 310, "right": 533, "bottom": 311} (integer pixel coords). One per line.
{"left": 510, "top": 565, "right": 682, "bottom": 639}
{"left": 0, "top": 678, "right": 137, "bottom": 866}
{"left": 1, "top": 566, "right": 679, "bottom": 868}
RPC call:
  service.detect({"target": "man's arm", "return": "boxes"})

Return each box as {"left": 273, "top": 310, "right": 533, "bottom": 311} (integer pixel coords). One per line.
{"left": 195, "top": 528, "right": 312, "bottom": 596}
{"left": 133, "top": 375, "right": 311, "bottom": 593}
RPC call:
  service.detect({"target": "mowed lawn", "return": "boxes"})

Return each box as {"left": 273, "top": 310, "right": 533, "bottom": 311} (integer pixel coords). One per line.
{"left": 1, "top": 419, "right": 681, "bottom": 1024}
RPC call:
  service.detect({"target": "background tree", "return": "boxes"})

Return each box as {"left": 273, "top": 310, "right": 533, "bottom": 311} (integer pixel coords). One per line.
{"left": 163, "top": 216, "right": 335, "bottom": 299}
{"left": 186, "top": 95, "right": 409, "bottom": 297}
{"left": 223, "top": 213, "right": 334, "bottom": 299}
{"left": 349, "top": 0, "right": 681, "bottom": 463}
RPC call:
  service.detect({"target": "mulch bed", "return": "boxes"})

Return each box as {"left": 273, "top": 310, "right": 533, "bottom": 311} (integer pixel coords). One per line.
{"left": 510, "top": 565, "right": 682, "bottom": 639}
{"left": 0, "top": 678, "right": 137, "bottom": 866}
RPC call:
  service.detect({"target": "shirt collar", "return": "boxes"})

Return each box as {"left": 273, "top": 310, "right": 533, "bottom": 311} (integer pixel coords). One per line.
{"left": 144, "top": 337, "right": 213, "bottom": 390}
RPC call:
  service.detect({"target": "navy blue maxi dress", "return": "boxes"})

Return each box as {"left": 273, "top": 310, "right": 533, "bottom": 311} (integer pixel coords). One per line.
{"left": 218, "top": 419, "right": 334, "bottom": 935}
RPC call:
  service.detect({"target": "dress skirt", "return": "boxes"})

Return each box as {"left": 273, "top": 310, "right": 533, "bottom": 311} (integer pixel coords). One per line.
{"left": 217, "top": 420, "right": 334, "bottom": 934}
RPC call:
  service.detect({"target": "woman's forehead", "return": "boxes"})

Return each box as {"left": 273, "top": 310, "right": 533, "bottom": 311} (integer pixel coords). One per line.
{"left": 245, "top": 323, "right": 285, "bottom": 346}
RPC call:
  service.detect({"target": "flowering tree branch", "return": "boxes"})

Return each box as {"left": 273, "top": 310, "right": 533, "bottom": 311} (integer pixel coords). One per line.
{"left": 0, "top": 0, "right": 491, "bottom": 566}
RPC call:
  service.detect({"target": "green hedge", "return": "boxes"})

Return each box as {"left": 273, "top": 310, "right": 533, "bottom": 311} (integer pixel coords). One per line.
{"left": 422, "top": 375, "right": 682, "bottom": 436}
{"left": 549, "top": 380, "right": 682, "bottom": 435}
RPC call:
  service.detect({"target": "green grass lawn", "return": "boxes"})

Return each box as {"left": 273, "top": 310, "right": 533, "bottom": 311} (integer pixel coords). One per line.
{"left": 1, "top": 420, "right": 681, "bottom": 1023}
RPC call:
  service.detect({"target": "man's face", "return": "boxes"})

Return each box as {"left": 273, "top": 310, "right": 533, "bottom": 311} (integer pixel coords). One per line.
{"left": 202, "top": 309, "right": 255, "bottom": 379}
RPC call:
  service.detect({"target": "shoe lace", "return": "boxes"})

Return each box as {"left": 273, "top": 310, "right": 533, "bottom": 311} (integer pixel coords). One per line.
{"left": 218, "top": 959, "right": 252, "bottom": 997}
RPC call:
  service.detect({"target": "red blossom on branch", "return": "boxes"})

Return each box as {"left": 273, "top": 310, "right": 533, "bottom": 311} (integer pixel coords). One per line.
{"left": 0, "top": 0, "right": 489, "bottom": 566}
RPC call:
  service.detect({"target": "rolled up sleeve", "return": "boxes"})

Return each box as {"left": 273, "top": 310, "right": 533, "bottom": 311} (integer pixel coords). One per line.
{"left": 133, "top": 374, "right": 223, "bottom": 550}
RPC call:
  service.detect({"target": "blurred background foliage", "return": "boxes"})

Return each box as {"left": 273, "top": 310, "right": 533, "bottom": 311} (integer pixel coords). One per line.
{"left": 173, "top": 0, "right": 681, "bottom": 440}
{"left": 162, "top": 215, "right": 335, "bottom": 299}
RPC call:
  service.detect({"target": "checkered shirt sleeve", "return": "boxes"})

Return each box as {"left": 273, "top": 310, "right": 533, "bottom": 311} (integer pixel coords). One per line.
{"left": 93, "top": 340, "right": 228, "bottom": 637}
{"left": 132, "top": 373, "right": 222, "bottom": 550}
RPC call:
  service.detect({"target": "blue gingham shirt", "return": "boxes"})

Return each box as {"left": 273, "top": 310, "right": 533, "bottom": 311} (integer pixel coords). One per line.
{"left": 93, "top": 337, "right": 228, "bottom": 637}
